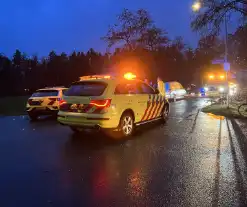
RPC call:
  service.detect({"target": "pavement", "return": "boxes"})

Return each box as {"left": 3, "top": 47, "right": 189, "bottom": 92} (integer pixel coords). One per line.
{"left": 0, "top": 98, "right": 247, "bottom": 207}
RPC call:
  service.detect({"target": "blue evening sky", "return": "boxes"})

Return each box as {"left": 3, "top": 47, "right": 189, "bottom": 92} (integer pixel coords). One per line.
{"left": 0, "top": 0, "right": 207, "bottom": 57}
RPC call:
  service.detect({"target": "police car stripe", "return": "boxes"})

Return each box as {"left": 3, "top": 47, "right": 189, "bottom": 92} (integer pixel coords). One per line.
{"left": 141, "top": 95, "right": 151, "bottom": 121}
{"left": 155, "top": 98, "right": 163, "bottom": 117}
{"left": 150, "top": 95, "right": 160, "bottom": 119}
{"left": 156, "top": 98, "right": 165, "bottom": 117}
{"left": 151, "top": 95, "right": 162, "bottom": 119}
{"left": 145, "top": 94, "right": 157, "bottom": 120}
{"left": 143, "top": 94, "right": 154, "bottom": 121}
{"left": 48, "top": 101, "right": 55, "bottom": 105}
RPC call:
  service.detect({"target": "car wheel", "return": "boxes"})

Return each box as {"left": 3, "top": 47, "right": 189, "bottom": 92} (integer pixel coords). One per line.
{"left": 28, "top": 112, "right": 38, "bottom": 121}
{"left": 119, "top": 113, "right": 134, "bottom": 137}
{"left": 161, "top": 104, "right": 169, "bottom": 123}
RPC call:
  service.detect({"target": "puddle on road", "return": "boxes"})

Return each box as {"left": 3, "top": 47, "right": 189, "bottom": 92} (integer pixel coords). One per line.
{"left": 206, "top": 113, "right": 225, "bottom": 120}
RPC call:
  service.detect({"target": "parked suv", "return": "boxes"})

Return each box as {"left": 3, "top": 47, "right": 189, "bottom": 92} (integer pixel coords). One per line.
{"left": 58, "top": 73, "right": 169, "bottom": 137}
{"left": 26, "top": 87, "right": 68, "bottom": 120}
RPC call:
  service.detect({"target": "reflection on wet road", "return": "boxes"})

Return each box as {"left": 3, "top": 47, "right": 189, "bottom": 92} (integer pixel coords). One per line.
{"left": 0, "top": 98, "right": 247, "bottom": 207}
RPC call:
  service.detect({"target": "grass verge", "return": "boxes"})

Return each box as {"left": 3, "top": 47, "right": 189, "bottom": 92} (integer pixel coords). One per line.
{"left": 201, "top": 103, "right": 242, "bottom": 119}
{"left": 0, "top": 96, "right": 29, "bottom": 116}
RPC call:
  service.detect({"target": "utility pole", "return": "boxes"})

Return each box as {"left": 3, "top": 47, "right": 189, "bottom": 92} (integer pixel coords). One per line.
{"left": 224, "top": 14, "right": 229, "bottom": 108}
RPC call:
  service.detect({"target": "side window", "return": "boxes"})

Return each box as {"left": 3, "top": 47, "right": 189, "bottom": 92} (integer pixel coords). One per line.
{"left": 139, "top": 83, "right": 155, "bottom": 94}
{"left": 114, "top": 83, "right": 140, "bottom": 94}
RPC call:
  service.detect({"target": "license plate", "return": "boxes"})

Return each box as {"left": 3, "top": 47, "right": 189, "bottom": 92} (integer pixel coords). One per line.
{"left": 36, "top": 107, "right": 46, "bottom": 110}
{"left": 31, "top": 102, "right": 41, "bottom": 105}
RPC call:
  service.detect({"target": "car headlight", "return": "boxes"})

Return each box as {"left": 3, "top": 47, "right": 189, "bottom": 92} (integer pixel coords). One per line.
{"left": 219, "top": 87, "right": 224, "bottom": 92}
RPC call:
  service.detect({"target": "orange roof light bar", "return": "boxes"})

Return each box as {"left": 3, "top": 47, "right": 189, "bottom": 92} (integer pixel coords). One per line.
{"left": 103, "top": 75, "right": 111, "bottom": 79}
{"left": 219, "top": 75, "right": 225, "bottom": 79}
{"left": 80, "top": 75, "right": 111, "bottom": 81}
{"left": 209, "top": 75, "right": 215, "bottom": 79}
{"left": 124, "top": 72, "right": 136, "bottom": 80}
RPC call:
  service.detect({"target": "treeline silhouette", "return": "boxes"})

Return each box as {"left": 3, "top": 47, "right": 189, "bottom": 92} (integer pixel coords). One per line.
{"left": 0, "top": 42, "right": 213, "bottom": 96}
{"left": 0, "top": 7, "right": 246, "bottom": 97}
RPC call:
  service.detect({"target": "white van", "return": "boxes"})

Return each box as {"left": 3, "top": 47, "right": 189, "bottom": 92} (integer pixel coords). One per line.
{"left": 164, "top": 81, "right": 187, "bottom": 99}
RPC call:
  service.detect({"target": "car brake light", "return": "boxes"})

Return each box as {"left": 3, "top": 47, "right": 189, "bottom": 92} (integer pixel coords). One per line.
{"left": 89, "top": 99, "right": 111, "bottom": 107}
{"left": 28, "top": 99, "right": 33, "bottom": 104}
{"left": 59, "top": 99, "right": 66, "bottom": 105}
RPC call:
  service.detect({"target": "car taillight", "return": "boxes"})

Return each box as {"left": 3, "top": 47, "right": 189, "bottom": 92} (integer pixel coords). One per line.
{"left": 89, "top": 99, "right": 111, "bottom": 108}
{"left": 28, "top": 99, "right": 33, "bottom": 104}
{"left": 59, "top": 99, "right": 66, "bottom": 105}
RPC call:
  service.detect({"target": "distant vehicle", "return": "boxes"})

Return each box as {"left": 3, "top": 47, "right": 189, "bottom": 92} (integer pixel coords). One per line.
{"left": 187, "top": 84, "right": 201, "bottom": 96}
{"left": 26, "top": 87, "right": 68, "bottom": 120}
{"left": 164, "top": 81, "right": 187, "bottom": 99}
{"left": 58, "top": 73, "right": 169, "bottom": 138}
{"left": 203, "top": 73, "right": 229, "bottom": 97}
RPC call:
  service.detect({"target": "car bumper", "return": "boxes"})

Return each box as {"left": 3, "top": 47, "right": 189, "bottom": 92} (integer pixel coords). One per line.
{"left": 57, "top": 111, "right": 119, "bottom": 129}
{"left": 26, "top": 106, "right": 58, "bottom": 114}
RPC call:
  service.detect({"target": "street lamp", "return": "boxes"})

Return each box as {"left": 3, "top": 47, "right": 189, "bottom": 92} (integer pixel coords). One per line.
{"left": 192, "top": 1, "right": 229, "bottom": 107}
{"left": 192, "top": 1, "right": 201, "bottom": 12}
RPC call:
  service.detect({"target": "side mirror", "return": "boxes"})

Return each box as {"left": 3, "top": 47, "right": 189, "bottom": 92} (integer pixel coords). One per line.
{"left": 155, "top": 88, "right": 160, "bottom": 94}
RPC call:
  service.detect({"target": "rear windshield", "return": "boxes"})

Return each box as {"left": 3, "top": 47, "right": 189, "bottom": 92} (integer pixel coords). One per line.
{"left": 65, "top": 81, "right": 107, "bottom": 96}
{"left": 31, "top": 90, "right": 58, "bottom": 97}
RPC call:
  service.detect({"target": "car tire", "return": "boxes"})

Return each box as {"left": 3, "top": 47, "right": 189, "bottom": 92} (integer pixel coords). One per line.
{"left": 161, "top": 104, "right": 169, "bottom": 123}
{"left": 28, "top": 112, "right": 38, "bottom": 121}
{"left": 119, "top": 112, "right": 134, "bottom": 137}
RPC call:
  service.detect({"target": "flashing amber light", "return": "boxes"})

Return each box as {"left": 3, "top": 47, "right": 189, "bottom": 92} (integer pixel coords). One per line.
{"left": 104, "top": 75, "right": 111, "bottom": 79}
{"left": 209, "top": 75, "right": 215, "bottom": 79}
{"left": 219, "top": 75, "right": 225, "bottom": 79}
{"left": 90, "top": 99, "right": 111, "bottom": 107}
{"left": 124, "top": 72, "right": 136, "bottom": 80}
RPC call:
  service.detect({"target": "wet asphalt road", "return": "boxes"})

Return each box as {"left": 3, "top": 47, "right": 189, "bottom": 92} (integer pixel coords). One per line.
{"left": 1, "top": 98, "right": 247, "bottom": 207}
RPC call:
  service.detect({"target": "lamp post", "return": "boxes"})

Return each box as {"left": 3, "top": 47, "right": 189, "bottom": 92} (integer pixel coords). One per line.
{"left": 223, "top": 14, "right": 230, "bottom": 108}
{"left": 192, "top": 1, "right": 229, "bottom": 107}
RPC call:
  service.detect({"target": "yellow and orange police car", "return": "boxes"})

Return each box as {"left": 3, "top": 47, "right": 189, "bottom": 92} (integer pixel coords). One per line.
{"left": 57, "top": 73, "right": 169, "bottom": 137}
{"left": 26, "top": 86, "right": 68, "bottom": 120}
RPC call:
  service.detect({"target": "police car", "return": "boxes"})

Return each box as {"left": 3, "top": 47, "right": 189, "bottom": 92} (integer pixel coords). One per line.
{"left": 26, "top": 87, "right": 68, "bottom": 120}
{"left": 58, "top": 73, "right": 169, "bottom": 137}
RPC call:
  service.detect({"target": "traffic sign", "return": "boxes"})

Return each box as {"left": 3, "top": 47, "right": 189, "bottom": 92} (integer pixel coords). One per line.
{"left": 212, "top": 59, "right": 225, "bottom": 64}
{"left": 224, "top": 62, "right": 230, "bottom": 71}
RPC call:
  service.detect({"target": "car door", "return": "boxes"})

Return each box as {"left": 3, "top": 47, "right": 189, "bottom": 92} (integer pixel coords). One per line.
{"left": 113, "top": 82, "right": 139, "bottom": 120}
{"left": 135, "top": 82, "right": 161, "bottom": 122}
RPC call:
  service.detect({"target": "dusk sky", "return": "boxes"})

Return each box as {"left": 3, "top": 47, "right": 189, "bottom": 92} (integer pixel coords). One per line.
{"left": 1, "top": 0, "right": 200, "bottom": 57}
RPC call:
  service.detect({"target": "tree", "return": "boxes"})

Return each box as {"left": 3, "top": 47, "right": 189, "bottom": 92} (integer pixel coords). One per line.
{"left": 139, "top": 26, "right": 169, "bottom": 51}
{"left": 12, "top": 49, "right": 22, "bottom": 68}
{"left": 228, "top": 24, "right": 247, "bottom": 68}
{"left": 102, "top": 8, "right": 153, "bottom": 50}
{"left": 191, "top": 0, "right": 247, "bottom": 34}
